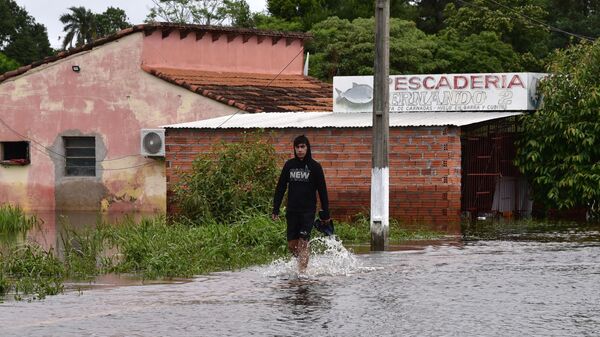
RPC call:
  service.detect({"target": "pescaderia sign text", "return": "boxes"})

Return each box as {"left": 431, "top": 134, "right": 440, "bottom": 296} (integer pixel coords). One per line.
{"left": 333, "top": 73, "right": 547, "bottom": 113}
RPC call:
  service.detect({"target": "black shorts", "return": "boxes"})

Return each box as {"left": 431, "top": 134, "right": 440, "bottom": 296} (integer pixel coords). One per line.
{"left": 286, "top": 211, "right": 315, "bottom": 241}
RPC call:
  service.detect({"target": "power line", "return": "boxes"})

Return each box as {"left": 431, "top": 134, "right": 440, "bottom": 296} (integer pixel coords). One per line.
{"left": 458, "top": 0, "right": 597, "bottom": 42}
{"left": 483, "top": 0, "right": 597, "bottom": 41}
{"left": 1, "top": 44, "right": 307, "bottom": 169}
{"left": 216, "top": 47, "right": 306, "bottom": 128}
{"left": 0, "top": 116, "right": 142, "bottom": 163}
{"left": 0, "top": 116, "right": 154, "bottom": 171}
{"left": 0, "top": 116, "right": 66, "bottom": 159}
{"left": 11, "top": 128, "right": 156, "bottom": 171}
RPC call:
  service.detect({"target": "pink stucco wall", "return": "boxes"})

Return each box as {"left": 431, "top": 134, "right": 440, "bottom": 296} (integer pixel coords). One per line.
{"left": 0, "top": 32, "right": 238, "bottom": 212}
{"left": 141, "top": 30, "right": 305, "bottom": 75}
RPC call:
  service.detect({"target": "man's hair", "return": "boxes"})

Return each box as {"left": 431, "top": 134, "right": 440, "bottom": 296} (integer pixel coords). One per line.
{"left": 293, "top": 135, "right": 310, "bottom": 147}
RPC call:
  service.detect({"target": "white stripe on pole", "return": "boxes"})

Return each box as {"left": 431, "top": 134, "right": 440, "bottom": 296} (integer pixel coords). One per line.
{"left": 371, "top": 167, "right": 389, "bottom": 247}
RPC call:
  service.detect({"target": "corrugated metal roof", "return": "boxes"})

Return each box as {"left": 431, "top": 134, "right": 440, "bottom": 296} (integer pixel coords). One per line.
{"left": 163, "top": 111, "right": 523, "bottom": 129}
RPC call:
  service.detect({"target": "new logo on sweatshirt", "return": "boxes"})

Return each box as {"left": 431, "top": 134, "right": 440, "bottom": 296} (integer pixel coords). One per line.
{"left": 290, "top": 166, "right": 310, "bottom": 182}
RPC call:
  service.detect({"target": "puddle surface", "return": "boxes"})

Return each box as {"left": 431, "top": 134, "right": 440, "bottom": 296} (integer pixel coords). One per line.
{"left": 1, "top": 228, "right": 600, "bottom": 336}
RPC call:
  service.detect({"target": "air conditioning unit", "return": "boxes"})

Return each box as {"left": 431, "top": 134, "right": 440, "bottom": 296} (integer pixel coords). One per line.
{"left": 140, "top": 128, "right": 165, "bottom": 157}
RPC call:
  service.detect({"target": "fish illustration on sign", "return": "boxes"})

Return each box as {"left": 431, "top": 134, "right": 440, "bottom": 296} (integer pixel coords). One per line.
{"left": 528, "top": 75, "right": 544, "bottom": 109}
{"left": 335, "top": 83, "right": 373, "bottom": 104}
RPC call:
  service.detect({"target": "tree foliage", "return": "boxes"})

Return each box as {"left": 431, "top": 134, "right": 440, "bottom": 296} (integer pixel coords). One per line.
{"left": 515, "top": 40, "right": 600, "bottom": 211}
{"left": 60, "top": 7, "right": 98, "bottom": 49}
{"left": 146, "top": 0, "right": 251, "bottom": 26}
{"left": 252, "top": 12, "right": 303, "bottom": 31}
{"left": 0, "top": 0, "right": 52, "bottom": 65}
{"left": 308, "top": 17, "right": 441, "bottom": 81}
{"left": 442, "top": 0, "right": 550, "bottom": 64}
{"left": 221, "top": 0, "right": 253, "bottom": 27}
{"left": 433, "top": 30, "right": 522, "bottom": 73}
{"left": 60, "top": 6, "right": 131, "bottom": 49}
{"left": 266, "top": 0, "right": 327, "bottom": 30}
{"left": 95, "top": 7, "right": 131, "bottom": 37}
{"left": 266, "top": 0, "right": 418, "bottom": 31}
{"left": 544, "top": 0, "right": 600, "bottom": 49}
{"left": 173, "top": 133, "right": 279, "bottom": 224}
{"left": 413, "top": 0, "right": 452, "bottom": 33}
{"left": 0, "top": 52, "right": 19, "bottom": 73}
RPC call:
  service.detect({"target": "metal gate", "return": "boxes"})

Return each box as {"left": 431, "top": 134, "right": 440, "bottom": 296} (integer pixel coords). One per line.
{"left": 461, "top": 117, "right": 525, "bottom": 218}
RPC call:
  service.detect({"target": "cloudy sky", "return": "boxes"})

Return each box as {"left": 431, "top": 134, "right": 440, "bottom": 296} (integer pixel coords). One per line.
{"left": 15, "top": 0, "right": 268, "bottom": 49}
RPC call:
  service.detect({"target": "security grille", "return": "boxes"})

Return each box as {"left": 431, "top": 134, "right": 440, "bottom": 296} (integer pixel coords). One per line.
{"left": 461, "top": 117, "right": 522, "bottom": 218}
{"left": 64, "top": 136, "right": 96, "bottom": 176}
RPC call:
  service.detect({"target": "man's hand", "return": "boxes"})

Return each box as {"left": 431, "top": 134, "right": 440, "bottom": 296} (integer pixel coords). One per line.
{"left": 271, "top": 214, "right": 279, "bottom": 221}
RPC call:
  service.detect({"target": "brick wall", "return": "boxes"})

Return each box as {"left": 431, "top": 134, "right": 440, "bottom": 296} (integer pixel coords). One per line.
{"left": 165, "top": 127, "right": 462, "bottom": 227}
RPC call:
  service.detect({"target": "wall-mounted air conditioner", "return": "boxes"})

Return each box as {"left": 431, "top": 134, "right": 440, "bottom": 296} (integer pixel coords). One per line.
{"left": 140, "top": 128, "right": 165, "bottom": 157}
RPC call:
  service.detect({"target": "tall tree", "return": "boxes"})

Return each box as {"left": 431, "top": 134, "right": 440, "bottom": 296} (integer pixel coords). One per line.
{"left": 146, "top": 0, "right": 250, "bottom": 26}
{"left": 433, "top": 30, "right": 522, "bottom": 73}
{"left": 59, "top": 6, "right": 132, "bottom": 50}
{"left": 95, "top": 7, "right": 131, "bottom": 37}
{"left": 0, "top": 0, "right": 24, "bottom": 47}
{"left": 266, "top": 0, "right": 418, "bottom": 31}
{"left": 3, "top": 21, "right": 52, "bottom": 66}
{"left": 221, "top": 0, "right": 253, "bottom": 27}
{"left": 443, "top": 0, "right": 549, "bottom": 54}
{"left": 252, "top": 13, "right": 303, "bottom": 31}
{"left": 544, "top": 0, "right": 600, "bottom": 49}
{"left": 413, "top": 0, "right": 452, "bottom": 34}
{"left": 307, "top": 17, "right": 442, "bottom": 81}
{"left": 60, "top": 6, "right": 97, "bottom": 49}
{"left": 0, "top": 0, "right": 52, "bottom": 65}
{"left": 515, "top": 40, "right": 600, "bottom": 214}
{"left": 441, "top": 0, "right": 550, "bottom": 70}
{"left": 148, "top": 0, "right": 199, "bottom": 24}
{"left": 267, "top": 0, "right": 326, "bottom": 30}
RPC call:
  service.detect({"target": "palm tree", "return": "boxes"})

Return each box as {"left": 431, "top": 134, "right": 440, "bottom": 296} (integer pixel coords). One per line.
{"left": 60, "top": 6, "right": 97, "bottom": 49}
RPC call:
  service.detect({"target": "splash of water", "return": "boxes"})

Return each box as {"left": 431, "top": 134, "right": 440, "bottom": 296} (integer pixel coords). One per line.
{"left": 261, "top": 236, "right": 378, "bottom": 279}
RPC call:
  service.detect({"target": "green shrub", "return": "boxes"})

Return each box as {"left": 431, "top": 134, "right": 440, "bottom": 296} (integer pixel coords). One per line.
{"left": 101, "top": 214, "right": 287, "bottom": 279}
{"left": 334, "top": 213, "right": 443, "bottom": 243}
{"left": 0, "top": 204, "right": 38, "bottom": 233}
{"left": 515, "top": 40, "right": 600, "bottom": 212}
{"left": 60, "top": 224, "right": 112, "bottom": 280}
{"left": 0, "top": 261, "right": 8, "bottom": 296}
{"left": 173, "top": 132, "right": 280, "bottom": 224}
{"left": 1, "top": 244, "right": 64, "bottom": 300}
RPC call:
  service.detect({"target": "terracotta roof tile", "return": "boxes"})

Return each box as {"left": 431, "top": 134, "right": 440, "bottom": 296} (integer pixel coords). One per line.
{"left": 144, "top": 67, "right": 333, "bottom": 113}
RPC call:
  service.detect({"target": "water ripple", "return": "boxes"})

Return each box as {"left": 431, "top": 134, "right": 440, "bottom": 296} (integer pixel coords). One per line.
{"left": 1, "top": 237, "right": 599, "bottom": 336}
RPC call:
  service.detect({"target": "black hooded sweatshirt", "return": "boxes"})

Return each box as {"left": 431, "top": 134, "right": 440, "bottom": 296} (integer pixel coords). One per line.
{"left": 272, "top": 139, "right": 329, "bottom": 218}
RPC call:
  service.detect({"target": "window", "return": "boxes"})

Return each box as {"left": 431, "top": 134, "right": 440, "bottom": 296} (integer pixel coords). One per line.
{"left": 64, "top": 137, "right": 95, "bottom": 176}
{"left": 1, "top": 141, "right": 30, "bottom": 165}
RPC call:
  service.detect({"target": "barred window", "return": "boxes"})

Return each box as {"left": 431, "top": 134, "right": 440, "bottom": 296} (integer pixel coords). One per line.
{"left": 64, "top": 137, "right": 95, "bottom": 176}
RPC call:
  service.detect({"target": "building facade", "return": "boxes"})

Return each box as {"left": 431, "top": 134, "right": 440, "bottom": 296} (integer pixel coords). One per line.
{"left": 0, "top": 24, "right": 330, "bottom": 213}
{"left": 164, "top": 72, "right": 545, "bottom": 226}
{"left": 164, "top": 111, "right": 527, "bottom": 229}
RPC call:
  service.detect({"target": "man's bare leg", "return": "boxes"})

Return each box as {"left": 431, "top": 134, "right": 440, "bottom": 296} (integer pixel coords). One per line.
{"left": 297, "top": 239, "right": 309, "bottom": 272}
{"left": 288, "top": 239, "right": 299, "bottom": 257}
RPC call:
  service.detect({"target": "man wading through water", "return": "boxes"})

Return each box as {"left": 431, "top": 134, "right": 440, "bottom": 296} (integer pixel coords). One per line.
{"left": 272, "top": 135, "right": 331, "bottom": 272}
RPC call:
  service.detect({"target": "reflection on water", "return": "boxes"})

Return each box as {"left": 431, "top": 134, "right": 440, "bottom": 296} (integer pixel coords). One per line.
{"left": 1, "top": 222, "right": 599, "bottom": 336}
{"left": 1, "top": 211, "right": 159, "bottom": 252}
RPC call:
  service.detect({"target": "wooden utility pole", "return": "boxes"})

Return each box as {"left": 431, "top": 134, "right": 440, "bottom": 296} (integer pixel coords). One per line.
{"left": 371, "top": 0, "right": 390, "bottom": 251}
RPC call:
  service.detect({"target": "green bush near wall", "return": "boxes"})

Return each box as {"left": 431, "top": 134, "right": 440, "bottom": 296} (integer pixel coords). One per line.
{"left": 173, "top": 132, "right": 280, "bottom": 224}
{"left": 0, "top": 204, "right": 38, "bottom": 233}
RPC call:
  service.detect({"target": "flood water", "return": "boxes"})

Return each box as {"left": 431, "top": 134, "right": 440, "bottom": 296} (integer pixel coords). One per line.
{"left": 2, "top": 217, "right": 600, "bottom": 337}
